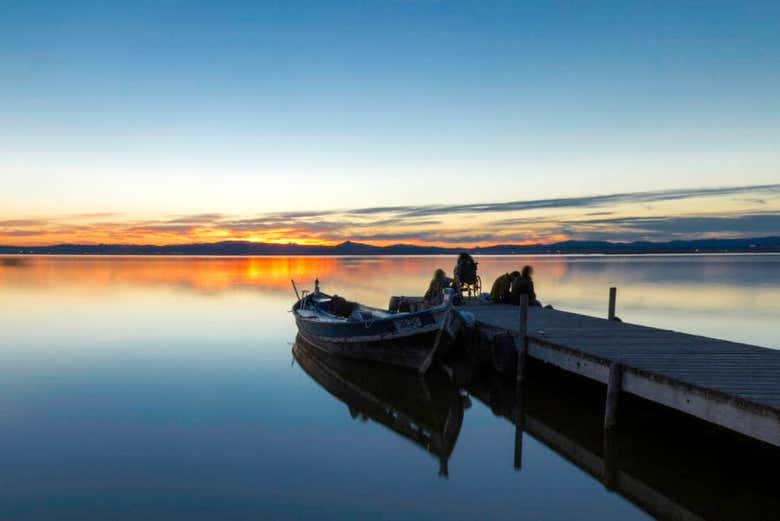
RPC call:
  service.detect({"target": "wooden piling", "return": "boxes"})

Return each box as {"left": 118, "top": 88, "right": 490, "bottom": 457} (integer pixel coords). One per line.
{"left": 602, "top": 429, "right": 618, "bottom": 490}
{"left": 514, "top": 408, "right": 524, "bottom": 470}
{"left": 604, "top": 363, "right": 622, "bottom": 431}
{"left": 514, "top": 294, "right": 529, "bottom": 470}
{"left": 608, "top": 287, "right": 617, "bottom": 321}
{"left": 514, "top": 368, "right": 526, "bottom": 470}
{"left": 519, "top": 294, "right": 529, "bottom": 338}
{"left": 516, "top": 294, "right": 529, "bottom": 384}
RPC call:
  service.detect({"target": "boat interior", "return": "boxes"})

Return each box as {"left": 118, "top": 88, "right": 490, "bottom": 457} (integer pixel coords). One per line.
{"left": 297, "top": 293, "right": 402, "bottom": 322}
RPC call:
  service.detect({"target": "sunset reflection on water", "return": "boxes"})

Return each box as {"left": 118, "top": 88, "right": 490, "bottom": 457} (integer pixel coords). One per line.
{"left": 1, "top": 254, "right": 778, "bottom": 348}
{"left": 0, "top": 254, "right": 778, "bottom": 521}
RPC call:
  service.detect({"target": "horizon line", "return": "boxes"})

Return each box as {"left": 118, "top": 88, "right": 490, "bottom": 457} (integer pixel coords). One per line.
{"left": 3, "top": 235, "right": 780, "bottom": 251}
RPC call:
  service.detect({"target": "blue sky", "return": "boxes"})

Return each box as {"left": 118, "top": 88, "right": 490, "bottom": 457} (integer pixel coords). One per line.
{"left": 1, "top": 1, "right": 778, "bottom": 244}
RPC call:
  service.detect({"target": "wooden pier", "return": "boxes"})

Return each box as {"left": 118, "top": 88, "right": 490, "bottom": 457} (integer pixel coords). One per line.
{"left": 460, "top": 296, "right": 780, "bottom": 448}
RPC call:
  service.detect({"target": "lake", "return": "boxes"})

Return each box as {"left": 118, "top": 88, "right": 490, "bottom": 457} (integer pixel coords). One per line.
{"left": 1, "top": 254, "right": 779, "bottom": 520}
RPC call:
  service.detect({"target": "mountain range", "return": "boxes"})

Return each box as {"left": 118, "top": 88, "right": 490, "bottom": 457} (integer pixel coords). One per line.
{"left": 2, "top": 237, "right": 779, "bottom": 255}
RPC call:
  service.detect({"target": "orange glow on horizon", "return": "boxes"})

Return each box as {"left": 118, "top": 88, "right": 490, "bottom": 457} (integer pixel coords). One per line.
{"left": 362, "top": 233, "right": 572, "bottom": 248}
{"left": 3, "top": 187, "right": 774, "bottom": 248}
{"left": 0, "top": 229, "right": 572, "bottom": 248}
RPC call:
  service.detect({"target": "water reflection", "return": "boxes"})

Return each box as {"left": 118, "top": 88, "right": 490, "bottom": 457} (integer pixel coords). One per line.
{"left": 4, "top": 254, "right": 779, "bottom": 297}
{"left": 0, "top": 255, "right": 778, "bottom": 519}
{"left": 293, "top": 336, "right": 468, "bottom": 477}
{"left": 2, "top": 254, "right": 777, "bottom": 346}
{"left": 295, "top": 341, "right": 780, "bottom": 521}
{"left": 1, "top": 256, "right": 29, "bottom": 267}
{"left": 468, "top": 362, "right": 780, "bottom": 521}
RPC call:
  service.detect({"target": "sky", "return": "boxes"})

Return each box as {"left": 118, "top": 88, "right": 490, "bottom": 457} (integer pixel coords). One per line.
{"left": 1, "top": 0, "right": 779, "bottom": 246}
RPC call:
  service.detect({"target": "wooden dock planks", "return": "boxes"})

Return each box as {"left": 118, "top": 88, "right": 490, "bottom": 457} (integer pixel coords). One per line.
{"left": 461, "top": 302, "right": 780, "bottom": 446}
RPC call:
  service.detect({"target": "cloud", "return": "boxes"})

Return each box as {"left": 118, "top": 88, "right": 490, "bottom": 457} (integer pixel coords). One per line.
{"left": 0, "top": 219, "right": 48, "bottom": 227}
{"left": 1, "top": 184, "right": 778, "bottom": 246}
{"left": 0, "top": 229, "right": 45, "bottom": 236}
{"left": 562, "top": 213, "right": 780, "bottom": 240}
{"left": 164, "top": 213, "right": 226, "bottom": 224}
{"left": 346, "top": 205, "right": 419, "bottom": 215}
{"left": 125, "top": 224, "right": 202, "bottom": 233}
{"left": 66, "top": 212, "right": 119, "bottom": 219}
{"left": 192, "top": 183, "right": 779, "bottom": 223}
{"left": 369, "top": 184, "right": 780, "bottom": 219}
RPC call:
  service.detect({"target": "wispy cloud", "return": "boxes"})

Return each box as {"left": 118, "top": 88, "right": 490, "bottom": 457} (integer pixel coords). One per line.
{"left": 164, "top": 213, "right": 226, "bottom": 224}
{"left": 0, "top": 229, "right": 45, "bottom": 237}
{"left": 0, "top": 219, "right": 48, "bottom": 227}
{"left": 2, "top": 184, "right": 779, "bottom": 246}
{"left": 346, "top": 184, "right": 780, "bottom": 219}
{"left": 557, "top": 213, "right": 780, "bottom": 241}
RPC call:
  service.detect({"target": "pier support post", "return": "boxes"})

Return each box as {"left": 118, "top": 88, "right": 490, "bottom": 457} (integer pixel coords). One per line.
{"left": 602, "top": 429, "right": 618, "bottom": 490}
{"left": 602, "top": 363, "right": 622, "bottom": 485}
{"left": 604, "top": 362, "right": 623, "bottom": 430}
{"left": 514, "top": 397, "right": 525, "bottom": 471}
{"left": 517, "top": 294, "right": 529, "bottom": 384}
{"left": 513, "top": 294, "right": 529, "bottom": 470}
{"left": 608, "top": 287, "right": 617, "bottom": 321}
{"left": 514, "top": 358, "right": 527, "bottom": 471}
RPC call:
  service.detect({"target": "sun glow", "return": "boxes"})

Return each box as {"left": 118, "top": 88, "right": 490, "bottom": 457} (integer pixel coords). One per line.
{"left": 1, "top": 185, "right": 777, "bottom": 247}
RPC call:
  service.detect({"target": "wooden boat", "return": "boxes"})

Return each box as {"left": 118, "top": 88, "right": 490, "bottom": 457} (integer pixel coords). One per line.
{"left": 292, "top": 279, "right": 462, "bottom": 373}
{"left": 293, "top": 336, "right": 468, "bottom": 476}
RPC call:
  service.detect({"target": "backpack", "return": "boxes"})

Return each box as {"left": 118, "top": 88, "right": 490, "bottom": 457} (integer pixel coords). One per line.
{"left": 330, "top": 295, "right": 358, "bottom": 317}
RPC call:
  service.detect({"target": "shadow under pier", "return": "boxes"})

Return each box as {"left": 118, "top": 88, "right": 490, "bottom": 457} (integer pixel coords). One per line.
{"left": 465, "top": 360, "right": 780, "bottom": 521}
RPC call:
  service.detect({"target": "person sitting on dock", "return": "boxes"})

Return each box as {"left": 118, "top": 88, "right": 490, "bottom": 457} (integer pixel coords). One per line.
{"left": 424, "top": 268, "right": 453, "bottom": 306}
{"left": 490, "top": 271, "right": 519, "bottom": 304}
{"left": 453, "top": 252, "right": 479, "bottom": 300}
{"left": 511, "top": 265, "right": 541, "bottom": 307}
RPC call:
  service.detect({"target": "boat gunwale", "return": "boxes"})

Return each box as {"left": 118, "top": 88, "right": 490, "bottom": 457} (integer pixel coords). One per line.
{"left": 296, "top": 321, "right": 444, "bottom": 344}
{"left": 293, "top": 292, "right": 447, "bottom": 327}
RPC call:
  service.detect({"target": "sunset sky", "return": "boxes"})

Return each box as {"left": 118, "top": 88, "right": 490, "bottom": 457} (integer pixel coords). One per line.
{"left": 2, "top": 1, "right": 779, "bottom": 246}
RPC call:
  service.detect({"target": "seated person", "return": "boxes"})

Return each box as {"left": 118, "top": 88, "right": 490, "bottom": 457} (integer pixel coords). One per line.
{"left": 511, "top": 265, "right": 542, "bottom": 307}
{"left": 490, "top": 271, "right": 519, "bottom": 304}
{"left": 424, "top": 268, "right": 453, "bottom": 306}
{"left": 453, "top": 252, "right": 478, "bottom": 298}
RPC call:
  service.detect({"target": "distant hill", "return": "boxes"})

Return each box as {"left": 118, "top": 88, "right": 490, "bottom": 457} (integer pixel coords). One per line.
{"left": 2, "top": 237, "right": 779, "bottom": 255}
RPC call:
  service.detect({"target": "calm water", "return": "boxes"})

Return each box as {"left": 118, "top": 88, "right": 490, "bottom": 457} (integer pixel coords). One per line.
{"left": 1, "top": 254, "right": 779, "bottom": 520}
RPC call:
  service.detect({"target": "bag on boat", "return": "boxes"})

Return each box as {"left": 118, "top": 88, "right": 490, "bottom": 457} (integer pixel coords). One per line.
{"left": 330, "top": 295, "right": 358, "bottom": 318}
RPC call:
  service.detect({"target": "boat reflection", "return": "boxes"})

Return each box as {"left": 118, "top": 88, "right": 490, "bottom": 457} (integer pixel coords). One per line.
{"left": 292, "top": 335, "right": 469, "bottom": 477}
{"left": 295, "top": 336, "right": 780, "bottom": 518}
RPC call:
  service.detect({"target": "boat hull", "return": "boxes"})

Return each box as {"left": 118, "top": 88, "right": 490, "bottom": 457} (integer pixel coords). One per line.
{"left": 292, "top": 286, "right": 462, "bottom": 373}
{"left": 296, "top": 326, "right": 442, "bottom": 373}
{"left": 294, "top": 304, "right": 459, "bottom": 373}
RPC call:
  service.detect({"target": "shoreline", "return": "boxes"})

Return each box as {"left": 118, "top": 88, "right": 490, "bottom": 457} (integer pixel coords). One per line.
{"left": 3, "top": 251, "right": 780, "bottom": 259}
